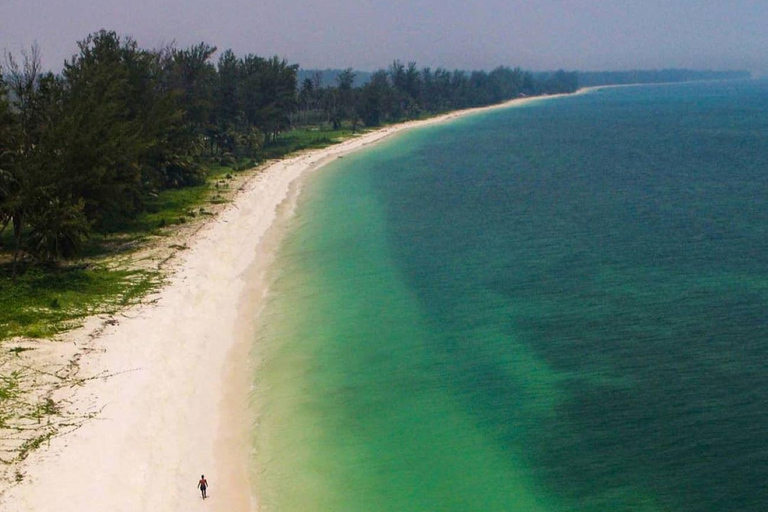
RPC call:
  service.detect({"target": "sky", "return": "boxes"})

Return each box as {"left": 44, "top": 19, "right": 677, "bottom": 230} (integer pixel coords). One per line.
{"left": 1, "top": 0, "right": 766, "bottom": 74}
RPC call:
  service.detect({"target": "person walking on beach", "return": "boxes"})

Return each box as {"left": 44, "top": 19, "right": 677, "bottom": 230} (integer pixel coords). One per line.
{"left": 198, "top": 475, "right": 209, "bottom": 499}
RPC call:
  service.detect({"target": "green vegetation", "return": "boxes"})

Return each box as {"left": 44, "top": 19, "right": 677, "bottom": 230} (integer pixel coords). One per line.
{"left": 260, "top": 127, "right": 356, "bottom": 160}
{"left": 0, "top": 370, "right": 19, "bottom": 404}
{"left": 130, "top": 184, "right": 210, "bottom": 233}
{"left": 0, "top": 264, "right": 160, "bottom": 340}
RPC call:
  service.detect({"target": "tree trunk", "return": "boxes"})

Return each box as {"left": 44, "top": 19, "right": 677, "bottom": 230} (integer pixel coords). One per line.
{"left": 0, "top": 216, "right": 11, "bottom": 245}
{"left": 11, "top": 213, "right": 22, "bottom": 280}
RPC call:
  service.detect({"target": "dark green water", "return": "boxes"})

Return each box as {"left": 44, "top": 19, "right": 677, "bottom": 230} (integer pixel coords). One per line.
{"left": 252, "top": 81, "right": 768, "bottom": 512}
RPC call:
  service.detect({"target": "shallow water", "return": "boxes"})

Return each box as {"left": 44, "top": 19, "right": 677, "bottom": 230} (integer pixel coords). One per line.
{"left": 252, "top": 80, "right": 768, "bottom": 512}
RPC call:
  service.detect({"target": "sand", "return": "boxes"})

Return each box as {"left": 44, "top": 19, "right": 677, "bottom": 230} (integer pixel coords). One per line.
{"left": 0, "top": 92, "right": 577, "bottom": 511}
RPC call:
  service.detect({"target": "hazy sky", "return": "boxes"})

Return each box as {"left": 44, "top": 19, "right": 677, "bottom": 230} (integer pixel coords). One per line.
{"left": 1, "top": 0, "right": 766, "bottom": 73}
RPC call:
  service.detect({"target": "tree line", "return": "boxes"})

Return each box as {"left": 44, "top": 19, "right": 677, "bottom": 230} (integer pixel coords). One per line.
{"left": 296, "top": 64, "right": 577, "bottom": 128}
{"left": 1, "top": 30, "right": 578, "bottom": 269}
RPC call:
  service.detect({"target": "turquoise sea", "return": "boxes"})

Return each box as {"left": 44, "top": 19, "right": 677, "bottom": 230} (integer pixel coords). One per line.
{"left": 252, "top": 80, "right": 768, "bottom": 512}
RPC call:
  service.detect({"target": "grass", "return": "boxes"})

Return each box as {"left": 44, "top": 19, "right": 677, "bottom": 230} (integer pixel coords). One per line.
{"left": 0, "top": 370, "right": 20, "bottom": 404}
{"left": 0, "top": 263, "right": 161, "bottom": 341}
{"left": 134, "top": 184, "right": 211, "bottom": 231}
{"left": 261, "top": 127, "right": 357, "bottom": 160}
{"left": 0, "top": 370, "right": 21, "bottom": 431}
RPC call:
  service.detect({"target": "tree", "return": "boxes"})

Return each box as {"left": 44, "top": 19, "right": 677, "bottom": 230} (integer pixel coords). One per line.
{"left": 26, "top": 197, "right": 90, "bottom": 262}
{"left": 3, "top": 44, "right": 47, "bottom": 272}
{"left": 164, "top": 42, "right": 218, "bottom": 138}
{"left": 337, "top": 68, "right": 355, "bottom": 91}
{"left": 358, "top": 70, "right": 391, "bottom": 127}
{"left": 0, "top": 70, "right": 15, "bottom": 246}
{"left": 403, "top": 62, "right": 421, "bottom": 102}
{"left": 58, "top": 31, "right": 155, "bottom": 226}
{"left": 298, "top": 77, "right": 315, "bottom": 110}
{"left": 142, "top": 45, "right": 203, "bottom": 189}
{"left": 252, "top": 56, "right": 298, "bottom": 141}
{"left": 336, "top": 68, "right": 358, "bottom": 130}
{"left": 53, "top": 31, "right": 199, "bottom": 226}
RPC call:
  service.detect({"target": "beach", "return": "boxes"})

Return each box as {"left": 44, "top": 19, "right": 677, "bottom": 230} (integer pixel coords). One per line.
{"left": 0, "top": 94, "right": 565, "bottom": 512}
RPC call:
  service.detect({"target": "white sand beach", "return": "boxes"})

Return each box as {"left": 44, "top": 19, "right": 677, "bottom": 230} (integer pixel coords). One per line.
{"left": 0, "top": 93, "right": 576, "bottom": 511}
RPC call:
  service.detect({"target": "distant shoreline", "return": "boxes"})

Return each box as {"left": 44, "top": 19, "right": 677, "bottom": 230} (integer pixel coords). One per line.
{"left": 579, "top": 75, "right": 756, "bottom": 95}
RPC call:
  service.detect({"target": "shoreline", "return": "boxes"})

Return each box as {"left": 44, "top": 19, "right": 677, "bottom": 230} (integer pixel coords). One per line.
{"left": 0, "top": 91, "right": 576, "bottom": 511}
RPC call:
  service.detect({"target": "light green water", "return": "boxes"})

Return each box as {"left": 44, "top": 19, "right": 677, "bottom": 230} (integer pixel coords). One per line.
{"left": 251, "top": 142, "right": 564, "bottom": 511}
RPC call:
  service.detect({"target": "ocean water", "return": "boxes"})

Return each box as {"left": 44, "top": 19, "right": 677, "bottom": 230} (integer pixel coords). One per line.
{"left": 252, "top": 80, "right": 768, "bottom": 512}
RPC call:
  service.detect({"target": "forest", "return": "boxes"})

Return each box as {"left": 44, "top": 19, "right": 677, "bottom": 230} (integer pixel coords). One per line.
{"left": 0, "top": 30, "right": 578, "bottom": 270}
